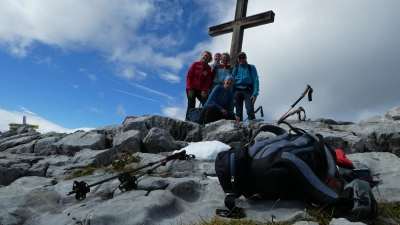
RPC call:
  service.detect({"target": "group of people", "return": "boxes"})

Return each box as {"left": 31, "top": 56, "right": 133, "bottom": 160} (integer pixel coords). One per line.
{"left": 185, "top": 51, "right": 259, "bottom": 125}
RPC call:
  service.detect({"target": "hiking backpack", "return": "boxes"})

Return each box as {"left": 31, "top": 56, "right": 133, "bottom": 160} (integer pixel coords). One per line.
{"left": 215, "top": 122, "right": 379, "bottom": 221}
{"left": 214, "top": 122, "right": 341, "bottom": 218}
{"left": 187, "top": 108, "right": 202, "bottom": 124}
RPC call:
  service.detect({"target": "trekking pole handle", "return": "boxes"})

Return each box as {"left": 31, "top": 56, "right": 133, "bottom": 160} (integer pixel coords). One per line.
{"left": 279, "top": 107, "right": 305, "bottom": 123}
{"left": 301, "top": 85, "right": 311, "bottom": 98}
{"left": 254, "top": 106, "right": 264, "bottom": 117}
{"left": 243, "top": 106, "right": 263, "bottom": 122}
{"left": 291, "top": 85, "right": 311, "bottom": 108}
{"left": 287, "top": 107, "right": 303, "bottom": 116}
{"left": 254, "top": 106, "right": 261, "bottom": 114}
{"left": 166, "top": 150, "right": 186, "bottom": 161}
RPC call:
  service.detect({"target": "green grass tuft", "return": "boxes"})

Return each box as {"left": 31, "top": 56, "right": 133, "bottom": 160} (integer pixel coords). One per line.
{"left": 64, "top": 167, "right": 98, "bottom": 180}
{"left": 185, "top": 216, "right": 294, "bottom": 225}
{"left": 108, "top": 150, "right": 142, "bottom": 172}
{"left": 181, "top": 200, "right": 400, "bottom": 225}
{"left": 373, "top": 201, "right": 400, "bottom": 224}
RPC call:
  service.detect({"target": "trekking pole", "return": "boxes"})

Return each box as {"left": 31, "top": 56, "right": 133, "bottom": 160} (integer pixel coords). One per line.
{"left": 276, "top": 85, "right": 313, "bottom": 124}
{"left": 243, "top": 106, "right": 264, "bottom": 122}
{"left": 66, "top": 150, "right": 193, "bottom": 200}
{"left": 276, "top": 106, "right": 306, "bottom": 124}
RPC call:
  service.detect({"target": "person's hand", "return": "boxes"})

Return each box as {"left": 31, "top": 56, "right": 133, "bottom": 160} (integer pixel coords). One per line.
{"left": 188, "top": 90, "right": 194, "bottom": 98}
{"left": 235, "top": 115, "right": 240, "bottom": 121}
{"left": 201, "top": 91, "right": 207, "bottom": 98}
{"left": 251, "top": 95, "right": 257, "bottom": 104}
{"left": 221, "top": 109, "right": 227, "bottom": 116}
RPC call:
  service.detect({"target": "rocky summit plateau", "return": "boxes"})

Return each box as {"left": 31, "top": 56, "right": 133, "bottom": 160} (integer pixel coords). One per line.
{"left": 1, "top": 107, "right": 400, "bottom": 225}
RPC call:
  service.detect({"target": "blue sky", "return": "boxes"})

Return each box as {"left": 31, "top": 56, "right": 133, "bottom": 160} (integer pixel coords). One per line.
{"left": 1, "top": 0, "right": 400, "bottom": 134}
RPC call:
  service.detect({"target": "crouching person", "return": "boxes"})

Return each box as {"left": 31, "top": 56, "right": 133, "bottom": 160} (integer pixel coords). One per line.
{"left": 200, "top": 74, "right": 240, "bottom": 125}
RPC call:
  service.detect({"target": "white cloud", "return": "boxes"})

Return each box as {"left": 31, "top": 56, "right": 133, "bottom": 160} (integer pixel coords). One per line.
{"left": 114, "top": 89, "right": 163, "bottom": 103}
{"left": 35, "top": 56, "right": 52, "bottom": 67}
{"left": 87, "top": 107, "right": 106, "bottom": 114}
{"left": 163, "top": 107, "right": 180, "bottom": 118}
{"left": 0, "top": 0, "right": 198, "bottom": 77}
{"left": 0, "top": 0, "right": 235, "bottom": 92}
{"left": 64, "top": 127, "right": 96, "bottom": 133}
{"left": 118, "top": 67, "right": 147, "bottom": 80}
{"left": 158, "top": 71, "right": 181, "bottom": 84}
{"left": 136, "top": 70, "right": 148, "bottom": 80}
{"left": 88, "top": 74, "right": 97, "bottom": 81}
{"left": 18, "top": 105, "right": 37, "bottom": 116}
{"left": 162, "top": 91, "right": 188, "bottom": 120}
{"left": 0, "top": 1, "right": 151, "bottom": 54}
{"left": 101, "top": 75, "right": 120, "bottom": 84}
{"left": 119, "top": 68, "right": 134, "bottom": 79}
{"left": 116, "top": 105, "right": 126, "bottom": 116}
{"left": 128, "top": 82, "right": 174, "bottom": 101}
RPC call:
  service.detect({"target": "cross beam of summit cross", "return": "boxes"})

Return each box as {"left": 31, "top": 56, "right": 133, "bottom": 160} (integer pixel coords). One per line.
{"left": 208, "top": 0, "right": 275, "bottom": 67}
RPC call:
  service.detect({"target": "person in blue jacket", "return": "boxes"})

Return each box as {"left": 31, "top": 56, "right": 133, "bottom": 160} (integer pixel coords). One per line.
{"left": 231, "top": 52, "right": 259, "bottom": 121}
{"left": 200, "top": 74, "right": 240, "bottom": 125}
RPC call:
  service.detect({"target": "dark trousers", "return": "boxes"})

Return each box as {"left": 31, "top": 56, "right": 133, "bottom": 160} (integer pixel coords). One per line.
{"left": 186, "top": 89, "right": 208, "bottom": 120}
{"left": 234, "top": 88, "right": 255, "bottom": 121}
{"left": 200, "top": 104, "right": 235, "bottom": 124}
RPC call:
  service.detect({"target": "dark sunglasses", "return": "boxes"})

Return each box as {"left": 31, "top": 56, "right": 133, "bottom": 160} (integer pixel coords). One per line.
{"left": 238, "top": 56, "right": 246, "bottom": 59}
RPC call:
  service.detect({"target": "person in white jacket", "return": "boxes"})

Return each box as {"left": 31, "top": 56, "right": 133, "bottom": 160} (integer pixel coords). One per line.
{"left": 212, "top": 52, "right": 232, "bottom": 89}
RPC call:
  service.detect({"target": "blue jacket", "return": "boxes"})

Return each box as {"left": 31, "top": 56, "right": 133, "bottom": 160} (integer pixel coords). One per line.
{"left": 231, "top": 62, "right": 259, "bottom": 96}
{"left": 213, "top": 64, "right": 231, "bottom": 85}
{"left": 203, "top": 85, "right": 235, "bottom": 116}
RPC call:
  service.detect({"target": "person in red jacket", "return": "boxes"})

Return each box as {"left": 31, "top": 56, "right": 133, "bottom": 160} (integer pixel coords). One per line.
{"left": 186, "top": 51, "right": 213, "bottom": 120}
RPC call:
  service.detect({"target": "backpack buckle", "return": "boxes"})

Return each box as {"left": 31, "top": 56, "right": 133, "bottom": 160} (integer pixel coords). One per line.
{"left": 215, "top": 191, "right": 245, "bottom": 218}
{"left": 215, "top": 207, "right": 245, "bottom": 218}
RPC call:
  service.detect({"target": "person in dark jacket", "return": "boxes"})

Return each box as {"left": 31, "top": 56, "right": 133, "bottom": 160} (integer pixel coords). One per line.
{"left": 231, "top": 52, "right": 259, "bottom": 121}
{"left": 185, "top": 51, "right": 213, "bottom": 120}
{"left": 200, "top": 74, "right": 240, "bottom": 125}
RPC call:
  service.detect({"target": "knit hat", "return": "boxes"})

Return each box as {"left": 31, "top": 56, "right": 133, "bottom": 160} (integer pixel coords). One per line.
{"left": 224, "top": 73, "right": 235, "bottom": 82}
{"left": 214, "top": 52, "right": 222, "bottom": 57}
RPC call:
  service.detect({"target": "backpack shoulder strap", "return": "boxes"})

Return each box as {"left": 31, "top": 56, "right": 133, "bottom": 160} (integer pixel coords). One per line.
{"left": 279, "top": 121, "right": 306, "bottom": 136}
{"left": 306, "top": 132, "right": 337, "bottom": 178}
{"left": 233, "top": 64, "right": 252, "bottom": 75}
{"left": 248, "top": 125, "right": 289, "bottom": 158}
{"left": 247, "top": 64, "right": 254, "bottom": 83}
{"left": 249, "top": 124, "right": 287, "bottom": 147}
{"left": 247, "top": 64, "right": 252, "bottom": 75}
{"left": 215, "top": 147, "right": 246, "bottom": 218}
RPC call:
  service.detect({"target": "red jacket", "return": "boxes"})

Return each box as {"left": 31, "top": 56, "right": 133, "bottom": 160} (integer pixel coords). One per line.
{"left": 186, "top": 61, "right": 213, "bottom": 91}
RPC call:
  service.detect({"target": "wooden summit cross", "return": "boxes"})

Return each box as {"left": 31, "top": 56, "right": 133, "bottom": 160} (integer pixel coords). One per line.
{"left": 209, "top": 0, "right": 275, "bottom": 67}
